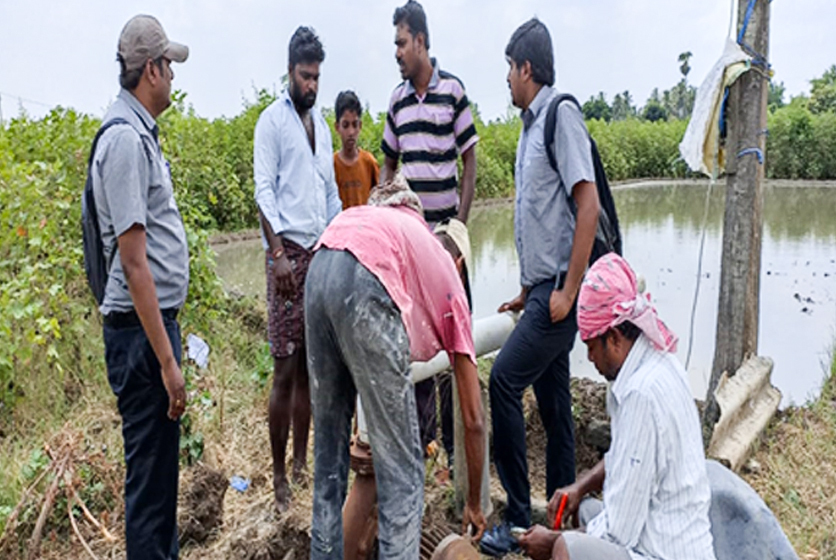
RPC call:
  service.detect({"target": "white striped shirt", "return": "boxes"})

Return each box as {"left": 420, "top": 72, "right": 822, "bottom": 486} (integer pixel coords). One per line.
{"left": 586, "top": 335, "right": 716, "bottom": 560}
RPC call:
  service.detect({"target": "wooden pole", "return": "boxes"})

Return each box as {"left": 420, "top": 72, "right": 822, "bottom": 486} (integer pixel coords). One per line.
{"left": 702, "top": 0, "right": 770, "bottom": 445}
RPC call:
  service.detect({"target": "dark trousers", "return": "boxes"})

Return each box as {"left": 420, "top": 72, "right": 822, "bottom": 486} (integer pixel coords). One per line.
{"left": 489, "top": 280, "right": 577, "bottom": 528}
{"left": 414, "top": 373, "right": 454, "bottom": 459}
{"left": 104, "top": 315, "right": 181, "bottom": 560}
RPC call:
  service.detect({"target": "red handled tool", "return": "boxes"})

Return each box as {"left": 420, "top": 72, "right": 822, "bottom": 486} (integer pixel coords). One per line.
{"left": 552, "top": 493, "right": 568, "bottom": 530}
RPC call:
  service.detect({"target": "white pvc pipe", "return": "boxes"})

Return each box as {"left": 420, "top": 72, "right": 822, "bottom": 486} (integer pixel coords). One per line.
{"left": 357, "top": 312, "right": 520, "bottom": 443}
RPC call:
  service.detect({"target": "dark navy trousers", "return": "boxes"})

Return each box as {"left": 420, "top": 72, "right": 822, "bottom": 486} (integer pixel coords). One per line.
{"left": 104, "top": 315, "right": 181, "bottom": 560}
{"left": 489, "top": 280, "right": 577, "bottom": 528}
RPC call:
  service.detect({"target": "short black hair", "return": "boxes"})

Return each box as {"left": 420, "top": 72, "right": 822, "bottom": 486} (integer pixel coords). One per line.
{"left": 600, "top": 321, "right": 642, "bottom": 346}
{"left": 335, "top": 90, "right": 363, "bottom": 121}
{"left": 393, "top": 0, "right": 430, "bottom": 50}
{"left": 505, "top": 18, "right": 555, "bottom": 86}
{"left": 616, "top": 321, "right": 642, "bottom": 342}
{"left": 288, "top": 26, "right": 325, "bottom": 68}
{"left": 118, "top": 54, "right": 164, "bottom": 91}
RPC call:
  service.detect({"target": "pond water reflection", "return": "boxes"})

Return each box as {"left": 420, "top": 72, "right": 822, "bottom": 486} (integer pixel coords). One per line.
{"left": 215, "top": 184, "right": 836, "bottom": 406}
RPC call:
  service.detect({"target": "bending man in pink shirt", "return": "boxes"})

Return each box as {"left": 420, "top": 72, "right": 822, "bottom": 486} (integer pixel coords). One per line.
{"left": 305, "top": 176, "right": 486, "bottom": 560}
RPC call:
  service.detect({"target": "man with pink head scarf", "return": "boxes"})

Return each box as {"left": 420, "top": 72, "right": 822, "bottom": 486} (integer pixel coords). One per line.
{"left": 577, "top": 252, "right": 678, "bottom": 355}
{"left": 518, "top": 254, "right": 716, "bottom": 560}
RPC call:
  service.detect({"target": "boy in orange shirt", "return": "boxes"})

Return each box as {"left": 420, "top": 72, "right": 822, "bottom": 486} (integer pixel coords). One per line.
{"left": 333, "top": 91, "right": 380, "bottom": 209}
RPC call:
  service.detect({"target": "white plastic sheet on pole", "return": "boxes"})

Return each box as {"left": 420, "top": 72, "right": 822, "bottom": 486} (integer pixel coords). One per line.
{"left": 679, "top": 39, "right": 751, "bottom": 177}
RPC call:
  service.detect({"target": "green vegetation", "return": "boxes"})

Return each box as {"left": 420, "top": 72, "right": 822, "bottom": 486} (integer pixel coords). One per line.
{"left": 0, "top": 98, "right": 268, "bottom": 547}
{"left": 3, "top": 63, "right": 836, "bottom": 554}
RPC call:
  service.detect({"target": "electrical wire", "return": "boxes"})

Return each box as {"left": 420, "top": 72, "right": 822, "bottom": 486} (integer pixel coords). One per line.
{"left": 684, "top": 177, "right": 715, "bottom": 371}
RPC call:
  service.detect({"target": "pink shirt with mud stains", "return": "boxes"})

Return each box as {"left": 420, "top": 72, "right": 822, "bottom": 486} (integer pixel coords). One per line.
{"left": 315, "top": 205, "right": 476, "bottom": 365}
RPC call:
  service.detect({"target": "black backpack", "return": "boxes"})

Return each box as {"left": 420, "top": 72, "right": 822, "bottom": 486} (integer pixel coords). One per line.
{"left": 81, "top": 118, "right": 131, "bottom": 305}
{"left": 544, "top": 94, "right": 623, "bottom": 263}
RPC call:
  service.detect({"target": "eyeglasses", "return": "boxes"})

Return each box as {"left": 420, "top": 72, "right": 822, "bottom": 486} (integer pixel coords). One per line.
{"left": 151, "top": 57, "right": 174, "bottom": 80}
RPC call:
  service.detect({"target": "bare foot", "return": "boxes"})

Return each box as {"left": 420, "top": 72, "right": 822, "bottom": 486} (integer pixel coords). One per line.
{"left": 274, "top": 474, "right": 291, "bottom": 513}
{"left": 292, "top": 460, "right": 308, "bottom": 487}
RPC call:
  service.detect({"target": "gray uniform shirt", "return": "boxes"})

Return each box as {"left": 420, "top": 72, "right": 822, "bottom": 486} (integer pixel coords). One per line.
{"left": 514, "top": 86, "right": 595, "bottom": 288}
{"left": 92, "top": 89, "right": 189, "bottom": 315}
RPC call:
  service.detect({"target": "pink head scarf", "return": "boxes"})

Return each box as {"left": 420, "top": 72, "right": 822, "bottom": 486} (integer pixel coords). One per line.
{"left": 577, "top": 253, "right": 678, "bottom": 353}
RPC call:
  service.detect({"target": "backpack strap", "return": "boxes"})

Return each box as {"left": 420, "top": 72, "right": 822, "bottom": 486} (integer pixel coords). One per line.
{"left": 86, "top": 117, "right": 134, "bottom": 276}
{"left": 87, "top": 118, "right": 131, "bottom": 168}
{"left": 543, "top": 93, "right": 582, "bottom": 174}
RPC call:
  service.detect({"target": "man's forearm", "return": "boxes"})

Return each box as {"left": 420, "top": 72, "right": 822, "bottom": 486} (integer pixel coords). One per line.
{"left": 454, "top": 353, "right": 485, "bottom": 508}
{"left": 380, "top": 156, "right": 398, "bottom": 185}
{"left": 561, "top": 181, "right": 599, "bottom": 296}
{"left": 457, "top": 147, "right": 477, "bottom": 223}
{"left": 577, "top": 459, "right": 606, "bottom": 496}
{"left": 258, "top": 207, "right": 284, "bottom": 254}
{"left": 120, "top": 233, "right": 176, "bottom": 371}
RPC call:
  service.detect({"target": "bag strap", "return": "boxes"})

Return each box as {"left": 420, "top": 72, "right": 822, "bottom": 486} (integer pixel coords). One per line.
{"left": 86, "top": 117, "right": 133, "bottom": 274}
{"left": 87, "top": 118, "right": 131, "bottom": 169}
{"left": 544, "top": 93, "right": 582, "bottom": 174}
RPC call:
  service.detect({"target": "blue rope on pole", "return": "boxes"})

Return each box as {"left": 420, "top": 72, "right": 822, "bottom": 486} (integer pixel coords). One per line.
{"left": 737, "top": 0, "right": 770, "bottom": 70}
{"left": 737, "top": 147, "right": 764, "bottom": 164}
{"left": 737, "top": 0, "right": 758, "bottom": 43}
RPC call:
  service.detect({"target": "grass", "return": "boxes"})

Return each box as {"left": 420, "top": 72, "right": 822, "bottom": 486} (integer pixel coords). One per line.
{"left": 0, "top": 293, "right": 269, "bottom": 558}
{"left": 743, "top": 358, "right": 836, "bottom": 560}
{"left": 2, "top": 290, "right": 835, "bottom": 559}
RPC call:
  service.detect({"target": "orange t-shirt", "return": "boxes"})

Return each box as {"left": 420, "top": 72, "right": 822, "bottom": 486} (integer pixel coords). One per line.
{"left": 333, "top": 149, "right": 380, "bottom": 209}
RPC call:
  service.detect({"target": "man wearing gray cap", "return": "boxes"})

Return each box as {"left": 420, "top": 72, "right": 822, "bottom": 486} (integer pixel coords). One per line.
{"left": 89, "top": 14, "right": 189, "bottom": 559}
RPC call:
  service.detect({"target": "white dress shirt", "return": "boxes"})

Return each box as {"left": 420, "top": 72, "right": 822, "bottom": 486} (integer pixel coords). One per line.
{"left": 586, "top": 335, "right": 716, "bottom": 560}
{"left": 253, "top": 90, "right": 342, "bottom": 250}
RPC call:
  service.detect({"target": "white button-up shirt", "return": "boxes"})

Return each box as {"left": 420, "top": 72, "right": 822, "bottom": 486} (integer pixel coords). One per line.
{"left": 254, "top": 90, "right": 341, "bottom": 250}
{"left": 587, "top": 335, "right": 716, "bottom": 560}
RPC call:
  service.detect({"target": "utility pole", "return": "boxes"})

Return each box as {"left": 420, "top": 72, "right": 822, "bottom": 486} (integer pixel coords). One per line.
{"left": 702, "top": 0, "right": 771, "bottom": 445}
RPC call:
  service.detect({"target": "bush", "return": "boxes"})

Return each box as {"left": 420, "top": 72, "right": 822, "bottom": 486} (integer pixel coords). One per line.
{"left": 0, "top": 100, "right": 243, "bottom": 426}
{"left": 3, "top": 89, "right": 835, "bottom": 424}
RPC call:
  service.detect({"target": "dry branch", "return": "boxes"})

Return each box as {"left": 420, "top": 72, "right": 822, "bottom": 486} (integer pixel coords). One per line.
{"left": 68, "top": 495, "right": 99, "bottom": 560}
{"left": 70, "top": 487, "right": 117, "bottom": 542}
{"left": 26, "top": 451, "right": 70, "bottom": 560}
{"left": 0, "top": 462, "right": 52, "bottom": 552}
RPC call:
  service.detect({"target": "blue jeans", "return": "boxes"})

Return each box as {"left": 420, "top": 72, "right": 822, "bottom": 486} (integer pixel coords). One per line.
{"left": 103, "top": 314, "right": 181, "bottom": 560}
{"left": 305, "top": 249, "right": 423, "bottom": 560}
{"left": 490, "top": 280, "right": 577, "bottom": 528}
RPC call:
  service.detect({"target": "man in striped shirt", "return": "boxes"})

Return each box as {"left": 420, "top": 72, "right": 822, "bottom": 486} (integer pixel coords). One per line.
{"left": 519, "top": 254, "right": 716, "bottom": 560}
{"left": 380, "top": 0, "right": 478, "bottom": 227}
{"left": 381, "top": 0, "right": 479, "bottom": 466}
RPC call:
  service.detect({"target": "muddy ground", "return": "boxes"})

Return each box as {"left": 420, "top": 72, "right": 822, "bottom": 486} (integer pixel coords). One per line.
{"left": 7, "top": 377, "right": 610, "bottom": 560}
{"left": 173, "top": 377, "right": 611, "bottom": 560}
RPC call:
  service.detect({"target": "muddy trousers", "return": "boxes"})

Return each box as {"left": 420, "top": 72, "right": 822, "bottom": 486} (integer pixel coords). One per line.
{"left": 490, "top": 280, "right": 577, "bottom": 528}
{"left": 306, "top": 249, "right": 423, "bottom": 560}
{"left": 103, "top": 313, "right": 181, "bottom": 560}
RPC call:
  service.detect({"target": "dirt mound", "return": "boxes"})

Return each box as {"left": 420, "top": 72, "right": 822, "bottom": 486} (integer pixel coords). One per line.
{"left": 179, "top": 463, "right": 228, "bottom": 546}
{"left": 219, "top": 501, "right": 310, "bottom": 560}
{"left": 523, "top": 377, "right": 610, "bottom": 498}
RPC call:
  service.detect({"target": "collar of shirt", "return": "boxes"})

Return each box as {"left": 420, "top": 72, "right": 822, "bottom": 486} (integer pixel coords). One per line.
{"left": 117, "top": 88, "right": 159, "bottom": 142}
{"left": 521, "top": 85, "right": 556, "bottom": 131}
{"left": 610, "top": 335, "right": 656, "bottom": 405}
{"left": 280, "top": 88, "right": 295, "bottom": 110}
{"left": 404, "top": 57, "right": 441, "bottom": 96}
{"left": 279, "top": 88, "right": 325, "bottom": 127}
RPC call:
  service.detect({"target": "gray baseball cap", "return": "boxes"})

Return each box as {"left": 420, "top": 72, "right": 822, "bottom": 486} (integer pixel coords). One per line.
{"left": 118, "top": 15, "right": 188, "bottom": 72}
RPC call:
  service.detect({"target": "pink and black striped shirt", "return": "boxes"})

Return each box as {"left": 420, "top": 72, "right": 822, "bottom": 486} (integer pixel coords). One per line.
{"left": 381, "top": 59, "right": 478, "bottom": 224}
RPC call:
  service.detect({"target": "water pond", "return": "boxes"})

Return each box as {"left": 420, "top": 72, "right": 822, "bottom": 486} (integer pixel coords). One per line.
{"left": 214, "top": 183, "right": 836, "bottom": 406}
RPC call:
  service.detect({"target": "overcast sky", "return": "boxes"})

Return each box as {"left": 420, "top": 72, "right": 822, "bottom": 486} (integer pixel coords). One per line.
{"left": 0, "top": 0, "right": 832, "bottom": 122}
